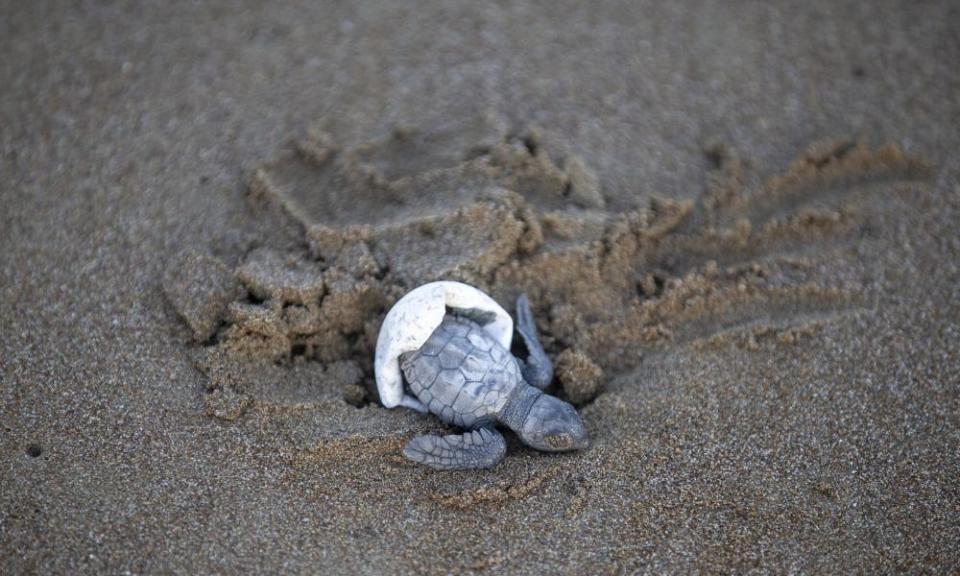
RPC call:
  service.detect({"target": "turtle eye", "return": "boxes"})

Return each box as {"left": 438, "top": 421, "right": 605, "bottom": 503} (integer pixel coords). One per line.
{"left": 545, "top": 433, "right": 573, "bottom": 451}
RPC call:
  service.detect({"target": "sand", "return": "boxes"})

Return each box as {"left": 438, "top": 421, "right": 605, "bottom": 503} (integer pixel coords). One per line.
{"left": 2, "top": 1, "right": 958, "bottom": 574}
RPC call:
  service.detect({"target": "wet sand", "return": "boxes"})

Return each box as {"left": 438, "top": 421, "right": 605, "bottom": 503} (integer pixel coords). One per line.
{"left": 2, "top": 1, "right": 958, "bottom": 573}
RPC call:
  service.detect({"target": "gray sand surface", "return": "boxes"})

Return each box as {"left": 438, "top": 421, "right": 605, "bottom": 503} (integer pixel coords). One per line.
{"left": 2, "top": 1, "right": 959, "bottom": 574}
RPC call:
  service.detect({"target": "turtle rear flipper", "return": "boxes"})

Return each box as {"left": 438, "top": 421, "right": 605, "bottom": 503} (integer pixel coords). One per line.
{"left": 403, "top": 427, "right": 506, "bottom": 470}
{"left": 515, "top": 294, "right": 554, "bottom": 390}
{"left": 398, "top": 394, "right": 428, "bottom": 413}
{"left": 447, "top": 306, "right": 499, "bottom": 326}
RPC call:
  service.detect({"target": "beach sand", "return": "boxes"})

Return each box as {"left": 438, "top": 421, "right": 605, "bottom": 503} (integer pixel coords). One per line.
{"left": 2, "top": 1, "right": 958, "bottom": 573}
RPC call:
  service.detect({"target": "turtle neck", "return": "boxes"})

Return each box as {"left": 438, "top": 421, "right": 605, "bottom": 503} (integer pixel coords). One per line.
{"left": 499, "top": 383, "right": 542, "bottom": 432}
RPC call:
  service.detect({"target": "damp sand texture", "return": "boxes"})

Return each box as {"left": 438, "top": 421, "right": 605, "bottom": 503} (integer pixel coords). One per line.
{"left": 2, "top": 2, "right": 959, "bottom": 575}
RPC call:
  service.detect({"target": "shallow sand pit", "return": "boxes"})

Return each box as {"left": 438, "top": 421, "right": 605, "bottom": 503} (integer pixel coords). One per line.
{"left": 171, "top": 125, "right": 933, "bottom": 430}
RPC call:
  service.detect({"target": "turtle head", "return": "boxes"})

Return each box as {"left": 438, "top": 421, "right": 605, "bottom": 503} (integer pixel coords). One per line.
{"left": 516, "top": 394, "right": 589, "bottom": 452}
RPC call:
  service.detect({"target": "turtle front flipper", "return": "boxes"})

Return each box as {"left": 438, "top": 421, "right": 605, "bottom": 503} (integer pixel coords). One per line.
{"left": 515, "top": 294, "right": 554, "bottom": 390}
{"left": 403, "top": 427, "right": 506, "bottom": 470}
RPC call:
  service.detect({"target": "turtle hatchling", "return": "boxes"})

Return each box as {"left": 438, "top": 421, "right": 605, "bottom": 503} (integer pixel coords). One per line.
{"left": 375, "top": 281, "right": 589, "bottom": 470}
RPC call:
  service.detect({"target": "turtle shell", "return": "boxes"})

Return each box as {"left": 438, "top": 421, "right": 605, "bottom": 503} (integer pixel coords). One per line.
{"left": 374, "top": 281, "right": 513, "bottom": 408}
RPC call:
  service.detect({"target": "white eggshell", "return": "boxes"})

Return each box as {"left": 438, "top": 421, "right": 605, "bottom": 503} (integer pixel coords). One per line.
{"left": 375, "top": 281, "right": 513, "bottom": 408}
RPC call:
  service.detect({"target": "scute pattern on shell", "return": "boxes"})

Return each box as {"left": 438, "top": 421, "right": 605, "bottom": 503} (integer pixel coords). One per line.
{"left": 401, "top": 315, "right": 522, "bottom": 429}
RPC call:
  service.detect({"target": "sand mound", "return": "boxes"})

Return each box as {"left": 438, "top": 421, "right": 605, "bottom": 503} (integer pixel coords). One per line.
{"left": 163, "top": 124, "right": 931, "bottom": 420}
{"left": 163, "top": 248, "right": 243, "bottom": 342}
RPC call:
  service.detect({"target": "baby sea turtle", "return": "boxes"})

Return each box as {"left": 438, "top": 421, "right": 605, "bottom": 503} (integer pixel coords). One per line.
{"left": 375, "top": 281, "right": 588, "bottom": 470}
